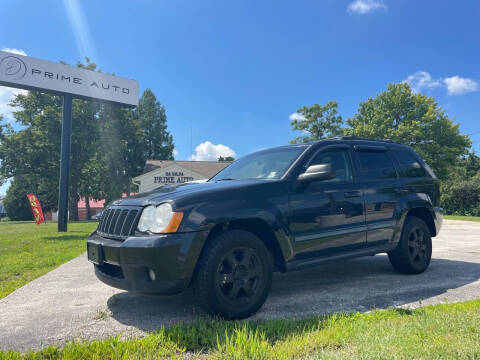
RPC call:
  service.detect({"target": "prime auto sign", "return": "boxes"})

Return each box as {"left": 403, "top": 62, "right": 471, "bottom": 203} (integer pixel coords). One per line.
{"left": 0, "top": 51, "right": 138, "bottom": 106}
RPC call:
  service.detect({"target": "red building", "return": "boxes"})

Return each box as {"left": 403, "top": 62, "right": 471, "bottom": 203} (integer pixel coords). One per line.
{"left": 45, "top": 194, "right": 134, "bottom": 221}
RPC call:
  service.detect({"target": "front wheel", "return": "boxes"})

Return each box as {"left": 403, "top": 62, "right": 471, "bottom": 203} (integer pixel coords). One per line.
{"left": 388, "top": 216, "right": 432, "bottom": 274}
{"left": 193, "top": 230, "right": 273, "bottom": 319}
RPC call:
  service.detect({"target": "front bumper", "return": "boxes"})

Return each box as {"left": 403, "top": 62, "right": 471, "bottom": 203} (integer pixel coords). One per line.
{"left": 87, "top": 230, "right": 208, "bottom": 295}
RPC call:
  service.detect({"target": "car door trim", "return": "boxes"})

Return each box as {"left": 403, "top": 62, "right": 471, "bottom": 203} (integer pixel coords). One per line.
{"left": 295, "top": 224, "right": 368, "bottom": 242}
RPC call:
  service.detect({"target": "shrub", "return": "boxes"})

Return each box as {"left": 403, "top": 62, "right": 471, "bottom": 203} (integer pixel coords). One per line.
{"left": 441, "top": 176, "right": 480, "bottom": 216}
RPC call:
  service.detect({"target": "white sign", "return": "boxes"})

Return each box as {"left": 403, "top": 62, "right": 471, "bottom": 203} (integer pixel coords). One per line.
{"left": 0, "top": 51, "right": 138, "bottom": 106}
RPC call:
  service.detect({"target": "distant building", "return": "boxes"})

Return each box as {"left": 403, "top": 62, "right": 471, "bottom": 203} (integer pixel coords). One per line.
{"left": 132, "top": 160, "right": 231, "bottom": 193}
{"left": 45, "top": 194, "right": 134, "bottom": 221}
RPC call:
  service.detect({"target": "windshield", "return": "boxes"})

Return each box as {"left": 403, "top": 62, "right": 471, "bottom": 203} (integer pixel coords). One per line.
{"left": 211, "top": 146, "right": 307, "bottom": 181}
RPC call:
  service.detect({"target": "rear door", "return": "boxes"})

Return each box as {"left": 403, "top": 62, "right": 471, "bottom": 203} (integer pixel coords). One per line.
{"left": 352, "top": 144, "right": 400, "bottom": 246}
{"left": 289, "top": 145, "right": 366, "bottom": 258}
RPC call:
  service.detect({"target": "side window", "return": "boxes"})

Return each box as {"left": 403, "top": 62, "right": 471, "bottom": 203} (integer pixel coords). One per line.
{"left": 392, "top": 149, "right": 428, "bottom": 178}
{"left": 357, "top": 150, "right": 397, "bottom": 180}
{"left": 309, "top": 148, "right": 353, "bottom": 182}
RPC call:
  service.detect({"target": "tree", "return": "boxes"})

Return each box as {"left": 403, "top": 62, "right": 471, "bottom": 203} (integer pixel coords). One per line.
{"left": 218, "top": 156, "right": 234, "bottom": 162}
{"left": 136, "top": 89, "right": 174, "bottom": 160}
{"left": 345, "top": 83, "right": 471, "bottom": 179}
{"left": 3, "top": 178, "right": 34, "bottom": 221}
{"left": 0, "top": 92, "right": 62, "bottom": 213}
{"left": 290, "top": 101, "right": 343, "bottom": 144}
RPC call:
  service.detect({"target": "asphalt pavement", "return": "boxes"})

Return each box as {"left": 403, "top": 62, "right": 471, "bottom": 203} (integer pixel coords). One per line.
{"left": 1, "top": 219, "right": 479, "bottom": 352}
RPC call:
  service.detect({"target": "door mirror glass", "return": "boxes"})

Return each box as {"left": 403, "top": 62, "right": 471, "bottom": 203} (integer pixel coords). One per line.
{"left": 298, "top": 163, "right": 335, "bottom": 183}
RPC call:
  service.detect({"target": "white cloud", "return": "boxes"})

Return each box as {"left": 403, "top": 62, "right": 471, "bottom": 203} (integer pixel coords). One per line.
{"left": 403, "top": 71, "right": 442, "bottom": 93}
{"left": 1, "top": 48, "right": 27, "bottom": 56}
{"left": 173, "top": 149, "right": 178, "bottom": 157}
{"left": 289, "top": 112, "right": 306, "bottom": 122}
{"left": 189, "top": 141, "right": 236, "bottom": 161}
{"left": 443, "top": 76, "right": 478, "bottom": 95}
{"left": 0, "top": 48, "right": 28, "bottom": 122}
{"left": 403, "top": 71, "right": 478, "bottom": 96}
{"left": 347, "top": 0, "right": 387, "bottom": 14}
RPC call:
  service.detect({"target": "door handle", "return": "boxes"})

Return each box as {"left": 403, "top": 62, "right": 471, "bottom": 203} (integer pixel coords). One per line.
{"left": 344, "top": 190, "right": 362, "bottom": 198}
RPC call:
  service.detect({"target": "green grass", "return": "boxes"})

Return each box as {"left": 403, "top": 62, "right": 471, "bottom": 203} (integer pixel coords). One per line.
{"left": 0, "top": 221, "right": 97, "bottom": 299}
{"left": 444, "top": 215, "right": 480, "bottom": 222}
{"left": 1, "top": 300, "right": 480, "bottom": 359}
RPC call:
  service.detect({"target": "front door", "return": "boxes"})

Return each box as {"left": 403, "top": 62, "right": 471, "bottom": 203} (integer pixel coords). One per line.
{"left": 289, "top": 146, "right": 366, "bottom": 259}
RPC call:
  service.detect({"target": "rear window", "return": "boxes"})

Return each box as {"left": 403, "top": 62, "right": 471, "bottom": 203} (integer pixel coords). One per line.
{"left": 391, "top": 149, "right": 428, "bottom": 178}
{"left": 357, "top": 150, "right": 397, "bottom": 179}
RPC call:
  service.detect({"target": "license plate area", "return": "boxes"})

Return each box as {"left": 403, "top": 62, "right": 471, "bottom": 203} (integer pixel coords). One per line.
{"left": 87, "top": 242, "right": 104, "bottom": 265}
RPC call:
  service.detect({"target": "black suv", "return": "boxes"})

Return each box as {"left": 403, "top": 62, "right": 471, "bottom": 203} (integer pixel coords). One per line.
{"left": 87, "top": 137, "right": 443, "bottom": 319}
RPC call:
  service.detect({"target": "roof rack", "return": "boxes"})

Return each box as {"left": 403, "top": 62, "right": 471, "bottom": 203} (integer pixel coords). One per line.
{"left": 329, "top": 136, "right": 394, "bottom": 143}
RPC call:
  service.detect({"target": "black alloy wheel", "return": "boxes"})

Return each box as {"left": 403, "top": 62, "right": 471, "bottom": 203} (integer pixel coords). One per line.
{"left": 216, "top": 247, "right": 263, "bottom": 305}
{"left": 407, "top": 226, "right": 428, "bottom": 264}
{"left": 388, "top": 216, "right": 432, "bottom": 274}
{"left": 193, "top": 229, "right": 273, "bottom": 319}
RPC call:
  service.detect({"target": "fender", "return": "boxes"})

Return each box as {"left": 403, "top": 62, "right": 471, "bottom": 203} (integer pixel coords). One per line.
{"left": 182, "top": 197, "right": 294, "bottom": 261}
{"left": 392, "top": 192, "right": 436, "bottom": 244}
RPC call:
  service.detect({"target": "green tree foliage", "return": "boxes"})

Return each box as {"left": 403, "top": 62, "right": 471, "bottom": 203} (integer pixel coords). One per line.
{"left": 3, "top": 178, "right": 33, "bottom": 220}
{"left": 441, "top": 176, "right": 480, "bottom": 216}
{"left": 218, "top": 156, "right": 234, "bottom": 162}
{"left": 0, "top": 92, "right": 62, "bottom": 212}
{"left": 137, "top": 89, "right": 174, "bottom": 160}
{"left": 440, "top": 152, "right": 480, "bottom": 215}
{"left": 345, "top": 83, "right": 471, "bottom": 179}
{"left": 290, "top": 101, "right": 343, "bottom": 144}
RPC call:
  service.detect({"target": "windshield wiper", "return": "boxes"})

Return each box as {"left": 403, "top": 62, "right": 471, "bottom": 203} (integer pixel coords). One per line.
{"left": 216, "top": 178, "right": 237, "bottom": 181}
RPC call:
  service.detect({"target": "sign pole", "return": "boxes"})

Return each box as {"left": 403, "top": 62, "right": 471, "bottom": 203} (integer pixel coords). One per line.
{"left": 57, "top": 93, "right": 72, "bottom": 232}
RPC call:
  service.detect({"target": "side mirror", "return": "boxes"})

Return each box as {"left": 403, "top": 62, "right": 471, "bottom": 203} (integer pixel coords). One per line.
{"left": 298, "top": 163, "right": 335, "bottom": 183}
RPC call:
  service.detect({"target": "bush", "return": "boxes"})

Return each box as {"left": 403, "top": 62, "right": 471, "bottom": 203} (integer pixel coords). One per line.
{"left": 441, "top": 177, "right": 480, "bottom": 216}
{"left": 3, "top": 179, "right": 33, "bottom": 221}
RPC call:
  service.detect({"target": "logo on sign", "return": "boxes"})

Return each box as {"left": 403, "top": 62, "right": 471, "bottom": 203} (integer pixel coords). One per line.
{"left": 0, "top": 56, "right": 27, "bottom": 80}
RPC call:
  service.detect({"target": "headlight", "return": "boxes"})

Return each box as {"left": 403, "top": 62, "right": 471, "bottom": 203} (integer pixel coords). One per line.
{"left": 137, "top": 203, "right": 184, "bottom": 233}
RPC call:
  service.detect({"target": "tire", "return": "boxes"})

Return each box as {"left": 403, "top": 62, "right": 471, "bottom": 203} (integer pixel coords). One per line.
{"left": 388, "top": 216, "right": 432, "bottom": 274}
{"left": 193, "top": 229, "right": 273, "bottom": 319}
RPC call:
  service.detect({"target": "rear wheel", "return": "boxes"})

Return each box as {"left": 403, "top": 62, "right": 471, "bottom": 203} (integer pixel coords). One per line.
{"left": 388, "top": 216, "right": 432, "bottom": 274}
{"left": 193, "top": 229, "right": 273, "bottom": 319}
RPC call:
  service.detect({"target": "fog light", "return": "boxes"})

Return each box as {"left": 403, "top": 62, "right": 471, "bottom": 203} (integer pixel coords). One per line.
{"left": 148, "top": 269, "right": 156, "bottom": 281}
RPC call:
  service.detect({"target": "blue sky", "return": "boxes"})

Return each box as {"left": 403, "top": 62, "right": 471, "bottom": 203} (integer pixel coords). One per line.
{"left": 1, "top": 0, "right": 479, "bottom": 195}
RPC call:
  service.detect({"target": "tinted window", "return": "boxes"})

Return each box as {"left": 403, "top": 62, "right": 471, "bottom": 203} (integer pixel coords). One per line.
{"left": 210, "top": 146, "right": 307, "bottom": 181}
{"left": 392, "top": 149, "right": 428, "bottom": 178}
{"left": 357, "top": 150, "right": 397, "bottom": 179}
{"left": 309, "top": 148, "right": 353, "bottom": 182}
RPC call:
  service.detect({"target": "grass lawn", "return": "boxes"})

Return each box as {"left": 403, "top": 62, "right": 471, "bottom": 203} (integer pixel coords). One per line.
{"left": 0, "top": 221, "right": 97, "bottom": 299}
{"left": 1, "top": 300, "right": 479, "bottom": 359}
{"left": 444, "top": 215, "right": 480, "bottom": 222}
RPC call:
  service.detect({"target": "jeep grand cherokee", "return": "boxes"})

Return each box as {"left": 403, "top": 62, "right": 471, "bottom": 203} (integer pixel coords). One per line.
{"left": 87, "top": 137, "right": 443, "bottom": 319}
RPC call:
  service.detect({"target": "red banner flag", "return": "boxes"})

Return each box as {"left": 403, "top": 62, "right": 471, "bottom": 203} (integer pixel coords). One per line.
{"left": 27, "top": 193, "right": 45, "bottom": 225}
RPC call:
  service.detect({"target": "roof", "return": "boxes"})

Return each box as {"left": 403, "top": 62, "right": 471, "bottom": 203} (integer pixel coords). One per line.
{"left": 141, "top": 160, "right": 231, "bottom": 178}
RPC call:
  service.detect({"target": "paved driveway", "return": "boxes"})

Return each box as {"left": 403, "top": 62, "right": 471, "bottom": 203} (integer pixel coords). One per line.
{"left": 1, "top": 220, "right": 480, "bottom": 351}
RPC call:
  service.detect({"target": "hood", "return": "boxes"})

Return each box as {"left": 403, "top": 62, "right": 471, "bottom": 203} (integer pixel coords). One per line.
{"left": 113, "top": 179, "right": 272, "bottom": 207}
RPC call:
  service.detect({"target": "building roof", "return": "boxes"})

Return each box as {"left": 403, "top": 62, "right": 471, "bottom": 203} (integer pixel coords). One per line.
{"left": 141, "top": 160, "right": 231, "bottom": 178}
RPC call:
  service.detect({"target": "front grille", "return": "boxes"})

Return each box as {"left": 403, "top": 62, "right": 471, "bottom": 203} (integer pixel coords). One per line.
{"left": 95, "top": 263, "right": 124, "bottom": 279}
{"left": 97, "top": 205, "right": 141, "bottom": 240}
